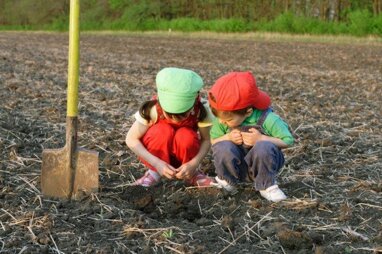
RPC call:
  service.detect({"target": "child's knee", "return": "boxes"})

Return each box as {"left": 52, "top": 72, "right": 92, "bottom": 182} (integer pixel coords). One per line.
{"left": 252, "top": 141, "right": 278, "bottom": 157}
{"left": 151, "top": 122, "right": 174, "bottom": 137}
{"left": 142, "top": 122, "right": 175, "bottom": 147}
{"left": 173, "top": 127, "right": 198, "bottom": 146}
{"left": 212, "top": 141, "right": 241, "bottom": 159}
{"left": 249, "top": 141, "right": 284, "bottom": 167}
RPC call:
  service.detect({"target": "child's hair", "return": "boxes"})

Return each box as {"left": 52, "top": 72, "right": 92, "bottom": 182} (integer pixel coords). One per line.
{"left": 139, "top": 99, "right": 206, "bottom": 122}
{"left": 211, "top": 106, "right": 252, "bottom": 118}
{"left": 139, "top": 100, "right": 157, "bottom": 120}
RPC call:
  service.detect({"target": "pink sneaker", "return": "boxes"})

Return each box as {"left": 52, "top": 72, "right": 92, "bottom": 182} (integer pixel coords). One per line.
{"left": 134, "top": 170, "right": 161, "bottom": 187}
{"left": 186, "top": 171, "right": 216, "bottom": 187}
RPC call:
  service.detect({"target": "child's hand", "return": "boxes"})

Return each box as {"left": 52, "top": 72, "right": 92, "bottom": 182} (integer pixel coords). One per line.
{"left": 155, "top": 160, "right": 176, "bottom": 179}
{"left": 228, "top": 129, "right": 243, "bottom": 145}
{"left": 241, "top": 128, "right": 262, "bottom": 147}
{"left": 174, "top": 162, "right": 197, "bottom": 180}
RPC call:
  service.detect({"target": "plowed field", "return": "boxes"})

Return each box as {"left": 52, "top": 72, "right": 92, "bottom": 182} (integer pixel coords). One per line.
{"left": 0, "top": 32, "right": 381, "bottom": 253}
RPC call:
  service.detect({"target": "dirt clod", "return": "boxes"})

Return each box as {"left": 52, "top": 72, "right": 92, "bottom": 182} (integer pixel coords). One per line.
{"left": 277, "top": 229, "right": 313, "bottom": 250}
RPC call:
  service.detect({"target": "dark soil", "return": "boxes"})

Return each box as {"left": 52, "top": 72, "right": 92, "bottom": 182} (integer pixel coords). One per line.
{"left": 0, "top": 32, "right": 381, "bottom": 254}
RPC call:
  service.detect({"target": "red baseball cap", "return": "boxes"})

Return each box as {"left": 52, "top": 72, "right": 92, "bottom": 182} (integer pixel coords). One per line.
{"left": 208, "top": 72, "right": 271, "bottom": 111}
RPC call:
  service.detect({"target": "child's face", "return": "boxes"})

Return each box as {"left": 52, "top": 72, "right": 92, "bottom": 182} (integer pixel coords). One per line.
{"left": 163, "top": 110, "right": 192, "bottom": 123}
{"left": 217, "top": 109, "right": 252, "bottom": 128}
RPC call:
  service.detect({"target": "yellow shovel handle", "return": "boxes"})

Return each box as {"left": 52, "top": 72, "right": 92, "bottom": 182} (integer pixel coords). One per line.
{"left": 67, "top": 0, "right": 80, "bottom": 117}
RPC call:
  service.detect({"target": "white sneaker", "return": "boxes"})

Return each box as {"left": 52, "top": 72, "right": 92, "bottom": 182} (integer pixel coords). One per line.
{"left": 259, "top": 185, "right": 287, "bottom": 202}
{"left": 215, "top": 176, "right": 238, "bottom": 194}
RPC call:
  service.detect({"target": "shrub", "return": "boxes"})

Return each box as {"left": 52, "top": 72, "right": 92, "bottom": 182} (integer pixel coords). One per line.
{"left": 167, "top": 18, "right": 203, "bottom": 32}
{"left": 371, "top": 13, "right": 382, "bottom": 35}
{"left": 45, "top": 16, "right": 68, "bottom": 31}
{"left": 208, "top": 19, "right": 252, "bottom": 32}
{"left": 271, "top": 12, "right": 295, "bottom": 33}
{"left": 347, "top": 9, "right": 372, "bottom": 36}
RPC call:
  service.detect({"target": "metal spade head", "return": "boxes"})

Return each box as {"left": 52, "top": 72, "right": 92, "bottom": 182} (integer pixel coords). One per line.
{"left": 41, "top": 117, "right": 99, "bottom": 199}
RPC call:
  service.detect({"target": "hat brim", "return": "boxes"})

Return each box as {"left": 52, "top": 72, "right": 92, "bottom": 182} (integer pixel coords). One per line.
{"left": 253, "top": 90, "right": 271, "bottom": 110}
{"left": 158, "top": 92, "right": 196, "bottom": 114}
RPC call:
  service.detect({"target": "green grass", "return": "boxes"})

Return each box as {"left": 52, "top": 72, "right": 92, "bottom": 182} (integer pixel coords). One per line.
{"left": 1, "top": 10, "right": 381, "bottom": 37}
{"left": 0, "top": 25, "right": 33, "bottom": 31}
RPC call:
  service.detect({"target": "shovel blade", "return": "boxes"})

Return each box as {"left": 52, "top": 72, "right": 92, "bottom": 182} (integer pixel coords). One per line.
{"left": 41, "top": 147, "right": 99, "bottom": 199}
{"left": 73, "top": 148, "right": 99, "bottom": 199}
{"left": 41, "top": 148, "right": 71, "bottom": 199}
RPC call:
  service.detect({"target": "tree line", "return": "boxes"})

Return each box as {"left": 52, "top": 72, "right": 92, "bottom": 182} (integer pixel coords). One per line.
{"left": 0, "top": 0, "right": 381, "bottom": 36}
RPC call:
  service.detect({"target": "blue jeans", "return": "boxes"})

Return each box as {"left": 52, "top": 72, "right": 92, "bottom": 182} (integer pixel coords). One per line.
{"left": 212, "top": 141, "right": 285, "bottom": 190}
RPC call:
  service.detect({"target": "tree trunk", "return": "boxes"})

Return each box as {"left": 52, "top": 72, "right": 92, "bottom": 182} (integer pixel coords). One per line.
{"left": 305, "top": 0, "right": 311, "bottom": 17}
{"left": 373, "top": 0, "right": 382, "bottom": 15}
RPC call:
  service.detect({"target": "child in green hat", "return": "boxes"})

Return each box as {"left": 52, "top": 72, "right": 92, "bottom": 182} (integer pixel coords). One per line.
{"left": 126, "top": 67, "right": 216, "bottom": 187}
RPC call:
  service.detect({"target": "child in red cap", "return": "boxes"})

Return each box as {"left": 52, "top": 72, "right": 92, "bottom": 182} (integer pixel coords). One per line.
{"left": 126, "top": 67, "right": 215, "bottom": 187}
{"left": 208, "top": 72, "right": 294, "bottom": 202}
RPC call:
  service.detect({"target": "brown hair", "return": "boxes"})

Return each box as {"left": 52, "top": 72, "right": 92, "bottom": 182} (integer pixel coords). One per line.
{"left": 139, "top": 99, "right": 207, "bottom": 122}
{"left": 139, "top": 100, "right": 157, "bottom": 121}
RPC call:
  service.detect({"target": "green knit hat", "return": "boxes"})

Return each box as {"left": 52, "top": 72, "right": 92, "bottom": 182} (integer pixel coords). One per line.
{"left": 156, "top": 67, "right": 203, "bottom": 113}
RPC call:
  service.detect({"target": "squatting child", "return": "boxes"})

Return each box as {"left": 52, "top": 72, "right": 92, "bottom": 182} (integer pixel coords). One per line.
{"left": 126, "top": 67, "right": 215, "bottom": 187}
{"left": 208, "top": 71, "right": 294, "bottom": 202}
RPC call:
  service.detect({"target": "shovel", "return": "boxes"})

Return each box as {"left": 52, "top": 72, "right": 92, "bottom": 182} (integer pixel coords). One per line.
{"left": 41, "top": 0, "right": 99, "bottom": 199}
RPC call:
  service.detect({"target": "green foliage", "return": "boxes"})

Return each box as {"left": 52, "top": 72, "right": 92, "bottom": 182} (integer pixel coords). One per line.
{"left": 0, "top": 0, "right": 381, "bottom": 36}
{"left": 0, "top": 0, "right": 67, "bottom": 28}
{"left": 127, "top": 18, "right": 253, "bottom": 33}
{"left": 262, "top": 12, "right": 331, "bottom": 35}
{"left": 208, "top": 19, "right": 252, "bottom": 32}
{"left": 45, "top": 16, "right": 69, "bottom": 31}
{"left": 371, "top": 14, "right": 382, "bottom": 34}
{"left": 0, "top": 24, "right": 33, "bottom": 31}
{"left": 269, "top": 12, "right": 295, "bottom": 32}
{"left": 80, "top": 1, "right": 106, "bottom": 30}
{"left": 161, "top": 229, "right": 174, "bottom": 239}
{"left": 107, "top": 0, "right": 162, "bottom": 30}
{"left": 347, "top": 9, "right": 373, "bottom": 36}
{"left": 255, "top": 10, "right": 381, "bottom": 36}
{"left": 109, "top": 0, "right": 130, "bottom": 10}
{"left": 348, "top": 0, "right": 373, "bottom": 12}
{"left": 166, "top": 18, "right": 205, "bottom": 32}
{"left": 122, "top": 0, "right": 161, "bottom": 23}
